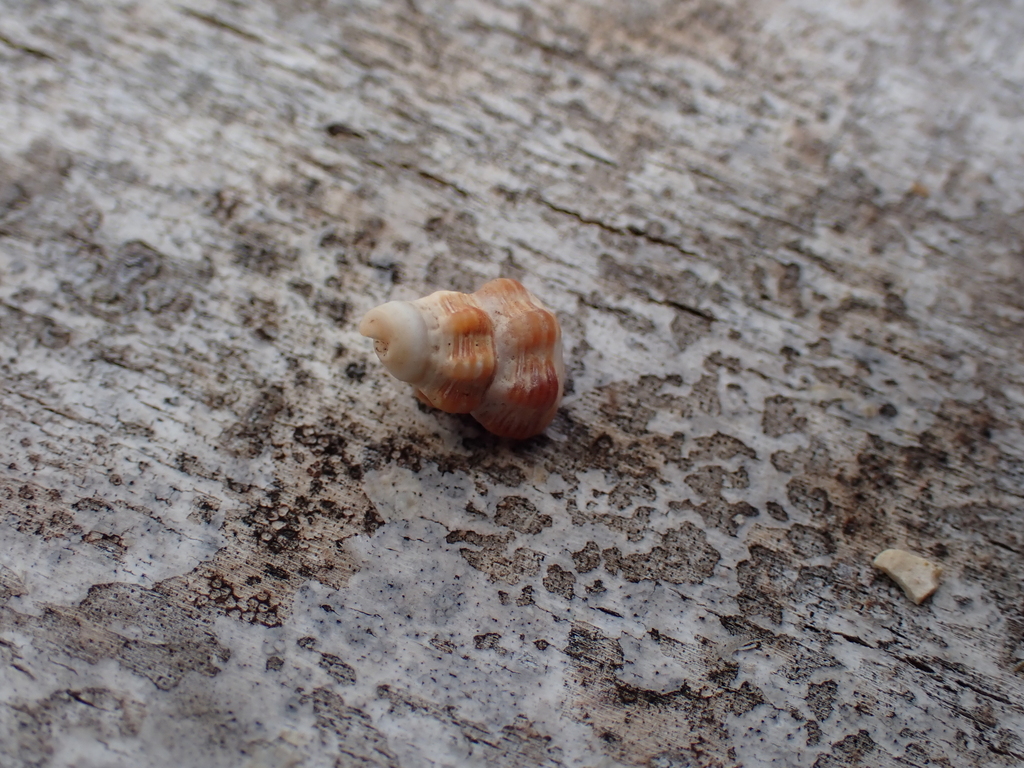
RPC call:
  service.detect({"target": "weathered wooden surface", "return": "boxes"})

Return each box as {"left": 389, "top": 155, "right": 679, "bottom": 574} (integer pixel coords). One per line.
{"left": 2, "top": 0, "right": 1023, "bottom": 765}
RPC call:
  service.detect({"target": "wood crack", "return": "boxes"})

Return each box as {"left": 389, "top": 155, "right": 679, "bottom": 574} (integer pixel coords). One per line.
{"left": 400, "top": 165, "right": 470, "bottom": 198}
{"left": 178, "top": 7, "right": 264, "bottom": 44}
{"left": 532, "top": 193, "right": 702, "bottom": 260}
{"left": 0, "top": 32, "right": 56, "bottom": 61}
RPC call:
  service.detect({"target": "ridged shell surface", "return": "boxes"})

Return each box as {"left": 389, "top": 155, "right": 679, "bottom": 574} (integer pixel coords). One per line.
{"left": 358, "top": 278, "right": 564, "bottom": 439}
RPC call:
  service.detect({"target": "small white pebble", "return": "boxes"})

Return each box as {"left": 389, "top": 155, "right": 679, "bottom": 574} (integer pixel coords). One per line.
{"left": 873, "top": 548, "right": 942, "bottom": 604}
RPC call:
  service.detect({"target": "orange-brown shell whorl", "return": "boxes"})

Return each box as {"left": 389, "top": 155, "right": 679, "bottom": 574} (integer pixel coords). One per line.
{"left": 358, "top": 278, "right": 564, "bottom": 439}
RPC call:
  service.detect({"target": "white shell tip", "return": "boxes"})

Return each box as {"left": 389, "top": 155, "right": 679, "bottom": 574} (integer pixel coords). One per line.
{"left": 358, "top": 301, "right": 430, "bottom": 383}
{"left": 873, "top": 548, "right": 942, "bottom": 604}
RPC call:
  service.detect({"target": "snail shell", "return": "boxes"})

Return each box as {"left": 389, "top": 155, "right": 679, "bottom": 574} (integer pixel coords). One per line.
{"left": 358, "top": 278, "right": 564, "bottom": 439}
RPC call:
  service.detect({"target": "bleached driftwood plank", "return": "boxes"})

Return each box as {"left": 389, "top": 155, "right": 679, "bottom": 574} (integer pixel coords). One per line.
{"left": 1, "top": 0, "right": 1023, "bottom": 766}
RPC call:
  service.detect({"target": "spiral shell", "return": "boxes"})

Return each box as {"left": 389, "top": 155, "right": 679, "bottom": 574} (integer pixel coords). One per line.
{"left": 358, "top": 278, "right": 564, "bottom": 439}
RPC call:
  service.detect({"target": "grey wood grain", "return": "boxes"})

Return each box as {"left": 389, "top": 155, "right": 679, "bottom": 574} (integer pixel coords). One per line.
{"left": 1, "top": 0, "right": 1022, "bottom": 766}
